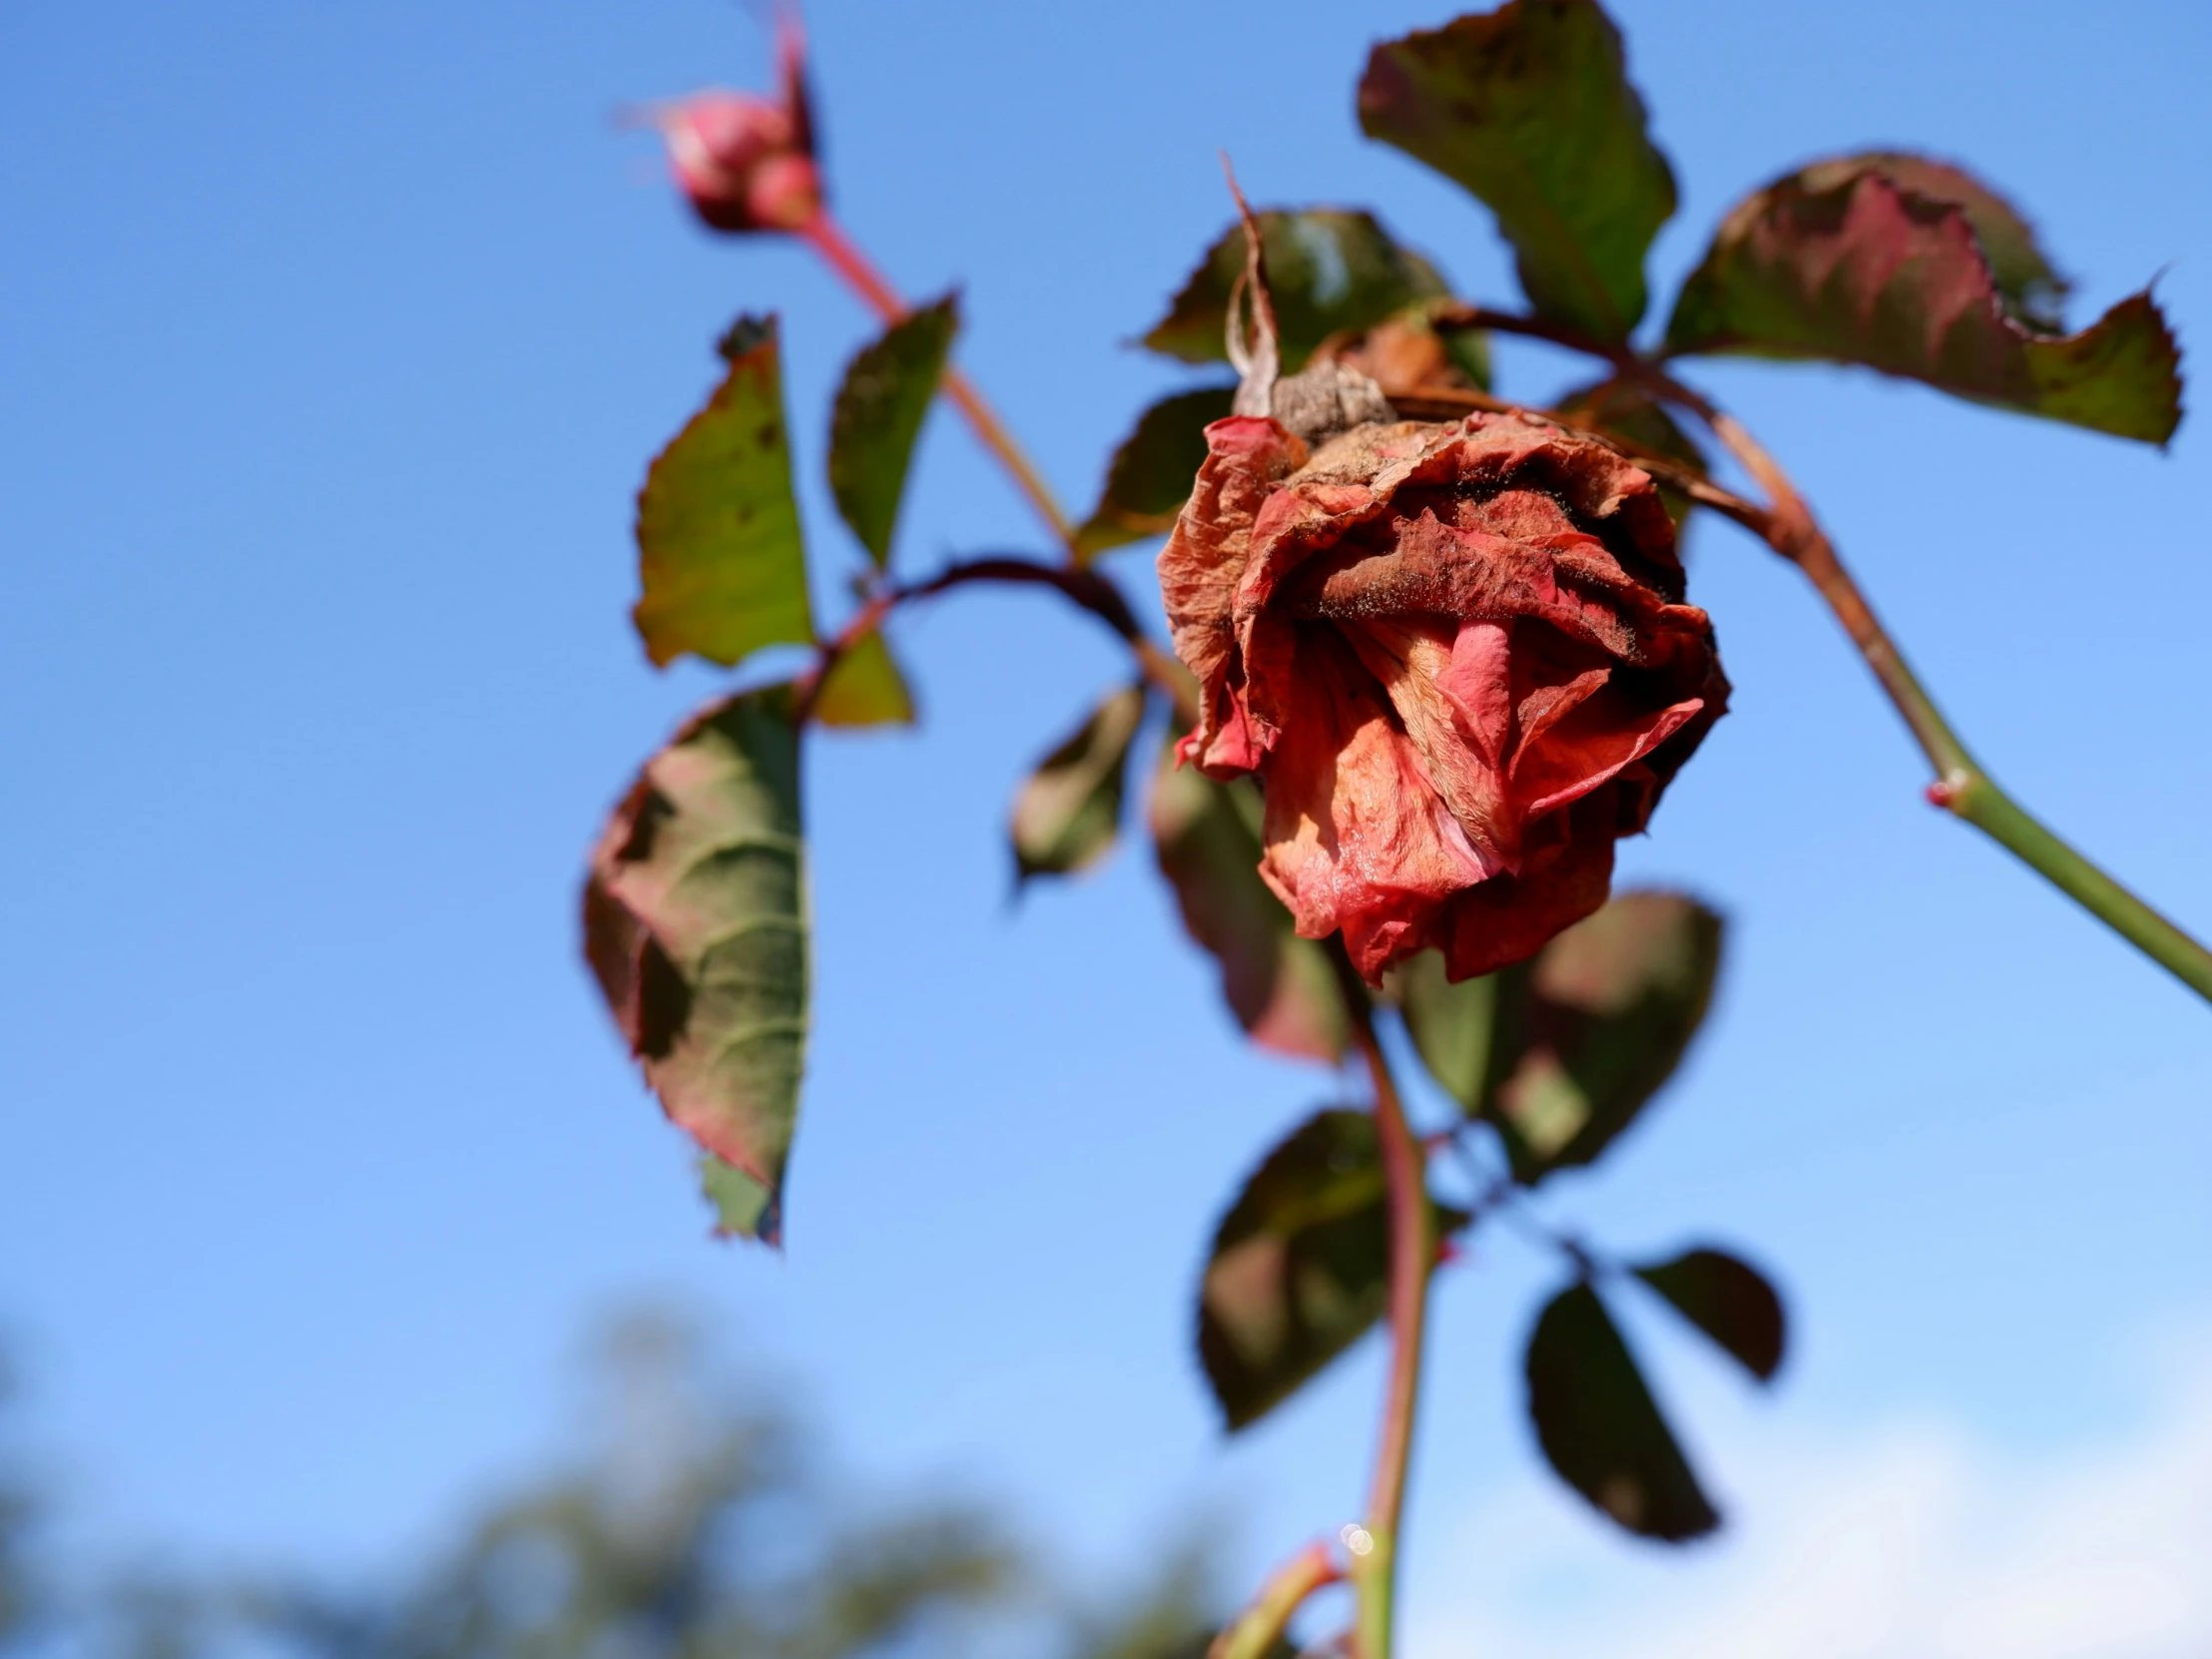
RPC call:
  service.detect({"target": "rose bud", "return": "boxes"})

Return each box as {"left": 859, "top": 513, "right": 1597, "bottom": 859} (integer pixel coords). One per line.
{"left": 649, "top": 22, "right": 822, "bottom": 234}
{"left": 1159, "top": 410, "right": 1728, "bottom": 985}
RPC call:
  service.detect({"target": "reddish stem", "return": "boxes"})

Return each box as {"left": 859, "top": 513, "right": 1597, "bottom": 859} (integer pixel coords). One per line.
{"left": 797, "top": 212, "right": 1079, "bottom": 553}
{"left": 1322, "top": 947, "right": 1431, "bottom": 1659}
{"left": 1206, "top": 1541, "right": 1343, "bottom": 1659}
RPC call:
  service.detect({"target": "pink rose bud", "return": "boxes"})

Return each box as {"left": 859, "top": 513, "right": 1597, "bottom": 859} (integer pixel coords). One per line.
{"left": 651, "top": 23, "right": 822, "bottom": 234}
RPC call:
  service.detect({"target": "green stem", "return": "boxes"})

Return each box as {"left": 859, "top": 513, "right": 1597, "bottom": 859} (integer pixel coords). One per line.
{"left": 1945, "top": 776, "right": 2212, "bottom": 998}
{"left": 1330, "top": 951, "right": 1434, "bottom": 1659}
{"left": 1700, "top": 406, "right": 2212, "bottom": 1004}
{"left": 1444, "top": 299, "right": 2212, "bottom": 1006}
{"left": 1207, "top": 1541, "right": 1342, "bottom": 1659}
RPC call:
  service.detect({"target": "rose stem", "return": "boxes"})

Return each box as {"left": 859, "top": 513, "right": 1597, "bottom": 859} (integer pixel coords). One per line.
{"left": 1693, "top": 402, "right": 2212, "bottom": 1005}
{"left": 1206, "top": 1540, "right": 1343, "bottom": 1659}
{"left": 797, "top": 210, "right": 1080, "bottom": 555}
{"left": 1438, "top": 302, "right": 2212, "bottom": 1005}
{"left": 1328, "top": 947, "right": 1435, "bottom": 1659}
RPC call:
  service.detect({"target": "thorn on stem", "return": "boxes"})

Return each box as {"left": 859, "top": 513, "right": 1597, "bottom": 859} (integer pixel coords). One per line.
{"left": 1926, "top": 773, "right": 1968, "bottom": 811}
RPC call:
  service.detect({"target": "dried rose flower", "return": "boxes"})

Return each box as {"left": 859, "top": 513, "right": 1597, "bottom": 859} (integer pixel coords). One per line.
{"left": 650, "top": 24, "right": 821, "bottom": 235}
{"left": 1159, "top": 410, "right": 1728, "bottom": 985}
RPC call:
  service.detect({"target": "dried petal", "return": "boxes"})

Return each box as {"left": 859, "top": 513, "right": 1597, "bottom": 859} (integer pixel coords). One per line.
{"left": 1159, "top": 408, "right": 1727, "bottom": 983}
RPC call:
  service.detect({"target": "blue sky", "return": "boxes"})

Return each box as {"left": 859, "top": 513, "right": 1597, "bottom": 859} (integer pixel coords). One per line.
{"left": 3, "top": 0, "right": 2210, "bottom": 1650}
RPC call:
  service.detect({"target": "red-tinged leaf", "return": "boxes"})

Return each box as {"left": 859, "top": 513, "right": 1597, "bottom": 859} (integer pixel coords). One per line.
{"left": 829, "top": 295, "right": 959, "bottom": 568}
{"left": 1666, "top": 163, "right": 2181, "bottom": 444}
{"left": 1142, "top": 210, "right": 1448, "bottom": 372}
{"left": 584, "top": 687, "right": 808, "bottom": 1245}
{"left": 1483, "top": 890, "right": 1723, "bottom": 1182}
{"left": 1010, "top": 684, "right": 1146, "bottom": 882}
{"left": 633, "top": 315, "right": 816, "bottom": 668}
{"left": 813, "top": 626, "right": 915, "bottom": 729}
{"left": 1149, "top": 752, "right": 1347, "bottom": 1064}
{"left": 1199, "top": 1109, "right": 1390, "bottom": 1430}
{"left": 1199, "top": 1109, "right": 1468, "bottom": 1429}
{"left": 1525, "top": 1281, "right": 1719, "bottom": 1541}
{"left": 1074, "top": 387, "right": 1236, "bottom": 561}
{"left": 1390, "top": 890, "right": 1721, "bottom": 1181}
{"left": 1802, "top": 153, "right": 2067, "bottom": 329}
{"left": 1633, "top": 1247, "right": 1786, "bottom": 1382}
{"left": 1360, "top": 0, "right": 1677, "bottom": 342}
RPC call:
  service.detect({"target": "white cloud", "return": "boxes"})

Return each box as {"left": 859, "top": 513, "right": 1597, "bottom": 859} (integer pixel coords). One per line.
{"left": 1404, "top": 1337, "right": 2212, "bottom": 1659}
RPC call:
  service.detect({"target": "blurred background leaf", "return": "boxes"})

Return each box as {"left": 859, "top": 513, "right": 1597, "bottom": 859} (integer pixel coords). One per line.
{"left": 1148, "top": 757, "right": 1347, "bottom": 1064}
{"left": 1198, "top": 1110, "right": 1467, "bottom": 1430}
{"left": 1074, "top": 388, "right": 1235, "bottom": 560}
{"left": 1010, "top": 685, "right": 1147, "bottom": 883}
{"left": 1633, "top": 1246, "right": 1787, "bottom": 1382}
{"left": 632, "top": 315, "right": 816, "bottom": 668}
{"left": 813, "top": 627, "right": 918, "bottom": 730}
{"left": 1394, "top": 890, "right": 1723, "bottom": 1183}
{"left": 828, "top": 296, "right": 959, "bottom": 568}
{"left": 1141, "top": 210, "right": 1447, "bottom": 371}
{"left": 1524, "top": 1281, "right": 1720, "bottom": 1542}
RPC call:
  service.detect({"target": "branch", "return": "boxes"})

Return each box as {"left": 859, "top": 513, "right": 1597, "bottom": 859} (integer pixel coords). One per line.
{"left": 795, "top": 555, "right": 1198, "bottom": 729}
{"left": 1683, "top": 387, "right": 2212, "bottom": 1003}
{"left": 1206, "top": 1541, "right": 1343, "bottom": 1659}
{"left": 1422, "top": 302, "right": 2212, "bottom": 1003}
{"left": 797, "top": 212, "right": 1080, "bottom": 556}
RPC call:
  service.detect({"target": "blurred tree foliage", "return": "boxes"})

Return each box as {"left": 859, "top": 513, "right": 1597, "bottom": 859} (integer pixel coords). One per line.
{"left": 0, "top": 1359, "right": 36, "bottom": 1647}
{"left": 0, "top": 1317, "right": 1266, "bottom": 1659}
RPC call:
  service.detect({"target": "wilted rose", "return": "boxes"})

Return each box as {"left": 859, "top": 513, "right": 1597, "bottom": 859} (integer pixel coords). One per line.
{"left": 650, "top": 24, "right": 821, "bottom": 234}
{"left": 1159, "top": 409, "right": 1728, "bottom": 985}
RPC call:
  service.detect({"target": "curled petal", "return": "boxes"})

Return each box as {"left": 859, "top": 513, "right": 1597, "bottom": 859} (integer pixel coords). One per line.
{"left": 1159, "top": 408, "right": 1729, "bottom": 985}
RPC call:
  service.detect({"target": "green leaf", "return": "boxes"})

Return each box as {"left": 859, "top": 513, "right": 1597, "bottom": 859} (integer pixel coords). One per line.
{"left": 699, "top": 1155, "right": 778, "bottom": 1240}
{"left": 1198, "top": 1110, "right": 1466, "bottom": 1430}
{"left": 1389, "top": 891, "right": 1722, "bottom": 1182}
{"left": 1389, "top": 949, "right": 1499, "bottom": 1110}
{"left": 1666, "top": 160, "right": 2182, "bottom": 444}
{"left": 1438, "top": 318, "right": 1495, "bottom": 391}
{"left": 1483, "top": 889, "right": 1722, "bottom": 1182}
{"left": 1149, "top": 753, "right": 1347, "bottom": 1064}
{"left": 1633, "top": 1246, "right": 1786, "bottom": 1382}
{"left": 1010, "top": 684, "right": 1147, "bottom": 882}
{"left": 1142, "top": 210, "right": 1448, "bottom": 372}
{"left": 1525, "top": 1281, "right": 1719, "bottom": 1541}
{"left": 814, "top": 626, "right": 916, "bottom": 729}
{"left": 829, "top": 295, "right": 959, "bottom": 567}
{"left": 584, "top": 687, "right": 809, "bottom": 1245}
{"left": 634, "top": 315, "right": 816, "bottom": 669}
{"left": 1360, "top": 0, "right": 1677, "bottom": 342}
{"left": 1074, "top": 387, "right": 1236, "bottom": 561}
